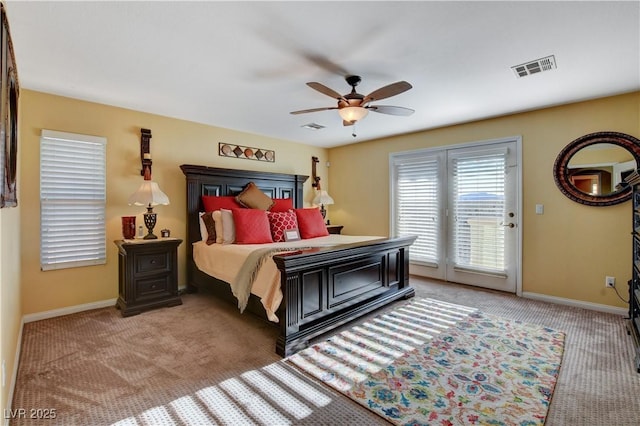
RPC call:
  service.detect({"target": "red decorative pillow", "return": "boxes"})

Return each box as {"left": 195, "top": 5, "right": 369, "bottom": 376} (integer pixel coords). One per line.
{"left": 232, "top": 208, "right": 273, "bottom": 244}
{"left": 294, "top": 208, "right": 329, "bottom": 239}
{"left": 270, "top": 198, "right": 294, "bottom": 212}
{"left": 202, "top": 195, "right": 243, "bottom": 212}
{"left": 268, "top": 210, "right": 298, "bottom": 242}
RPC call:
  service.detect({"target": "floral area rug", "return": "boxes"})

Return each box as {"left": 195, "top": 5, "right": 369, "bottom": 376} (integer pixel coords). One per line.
{"left": 287, "top": 298, "right": 565, "bottom": 425}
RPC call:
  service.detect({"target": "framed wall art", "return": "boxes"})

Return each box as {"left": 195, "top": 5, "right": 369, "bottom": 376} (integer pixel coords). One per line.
{"left": 0, "top": 3, "right": 19, "bottom": 208}
{"left": 219, "top": 142, "right": 275, "bottom": 163}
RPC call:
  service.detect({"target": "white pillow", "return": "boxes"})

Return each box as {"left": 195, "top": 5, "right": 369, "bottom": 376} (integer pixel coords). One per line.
{"left": 212, "top": 210, "right": 223, "bottom": 244}
{"left": 220, "top": 209, "right": 235, "bottom": 244}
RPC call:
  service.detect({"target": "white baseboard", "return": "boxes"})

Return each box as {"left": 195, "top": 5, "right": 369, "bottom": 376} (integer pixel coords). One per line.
{"left": 522, "top": 292, "right": 628, "bottom": 316}
{"left": 22, "top": 298, "right": 117, "bottom": 324}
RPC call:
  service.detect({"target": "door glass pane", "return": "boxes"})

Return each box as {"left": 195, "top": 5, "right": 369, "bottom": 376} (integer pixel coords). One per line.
{"left": 394, "top": 157, "right": 440, "bottom": 265}
{"left": 451, "top": 152, "right": 506, "bottom": 274}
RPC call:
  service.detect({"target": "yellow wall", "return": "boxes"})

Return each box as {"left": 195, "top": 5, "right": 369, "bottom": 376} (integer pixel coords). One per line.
{"left": 19, "top": 90, "right": 328, "bottom": 315}
{"left": 328, "top": 92, "right": 640, "bottom": 308}
{"left": 570, "top": 145, "right": 633, "bottom": 165}
{"left": 0, "top": 205, "right": 21, "bottom": 415}
{"left": 0, "top": 105, "right": 21, "bottom": 414}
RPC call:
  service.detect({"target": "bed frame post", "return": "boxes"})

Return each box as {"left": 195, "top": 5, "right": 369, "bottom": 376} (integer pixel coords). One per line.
{"left": 183, "top": 172, "right": 203, "bottom": 293}
{"left": 276, "top": 274, "right": 302, "bottom": 356}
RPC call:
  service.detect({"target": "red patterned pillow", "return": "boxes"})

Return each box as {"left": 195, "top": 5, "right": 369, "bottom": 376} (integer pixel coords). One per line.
{"left": 202, "top": 195, "right": 243, "bottom": 212}
{"left": 294, "top": 208, "right": 329, "bottom": 239}
{"left": 270, "top": 198, "right": 294, "bottom": 212}
{"left": 232, "top": 208, "right": 273, "bottom": 244}
{"left": 268, "top": 210, "right": 298, "bottom": 242}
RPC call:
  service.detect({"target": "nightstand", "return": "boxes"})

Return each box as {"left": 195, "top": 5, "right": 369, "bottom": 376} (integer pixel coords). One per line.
{"left": 115, "top": 238, "right": 182, "bottom": 317}
{"left": 326, "top": 225, "right": 343, "bottom": 234}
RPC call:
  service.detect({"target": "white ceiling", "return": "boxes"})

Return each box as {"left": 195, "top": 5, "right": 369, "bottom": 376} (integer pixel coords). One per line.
{"left": 5, "top": 1, "right": 640, "bottom": 148}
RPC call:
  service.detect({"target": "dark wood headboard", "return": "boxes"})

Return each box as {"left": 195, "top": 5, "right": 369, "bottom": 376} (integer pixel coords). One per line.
{"left": 180, "top": 164, "right": 309, "bottom": 246}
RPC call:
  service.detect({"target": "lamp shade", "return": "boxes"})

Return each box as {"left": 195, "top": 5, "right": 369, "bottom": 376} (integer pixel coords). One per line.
{"left": 128, "top": 181, "right": 170, "bottom": 206}
{"left": 338, "top": 106, "right": 368, "bottom": 123}
{"left": 312, "top": 190, "right": 334, "bottom": 206}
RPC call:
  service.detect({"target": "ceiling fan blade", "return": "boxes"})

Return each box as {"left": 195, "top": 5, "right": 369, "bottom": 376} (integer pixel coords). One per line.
{"left": 290, "top": 107, "right": 337, "bottom": 115}
{"left": 307, "top": 82, "right": 345, "bottom": 100}
{"left": 362, "top": 81, "right": 412, "bottom": 104}
{"left": 303, "top": 54, "right": 350, "bottom": 76}
{"left": 367, "top": 105, "right": 415, "bottom": 116}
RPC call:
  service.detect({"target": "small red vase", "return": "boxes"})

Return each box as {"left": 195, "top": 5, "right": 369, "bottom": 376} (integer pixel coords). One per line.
{"left": 121, "top": 216, "right": 136, "bottom": 239}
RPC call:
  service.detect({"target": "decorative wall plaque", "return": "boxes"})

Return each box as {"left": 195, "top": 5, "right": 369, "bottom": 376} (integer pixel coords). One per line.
{"left": 219, "top": 143, "right": 275, "bottom": 162}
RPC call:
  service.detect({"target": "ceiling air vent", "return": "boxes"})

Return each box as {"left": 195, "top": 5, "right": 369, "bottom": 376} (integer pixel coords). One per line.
{"left": 301, "top": 123, "right": 325, "bottom": 130}
{"left": 511, "top": 55, "right": 556, "bottom": 78}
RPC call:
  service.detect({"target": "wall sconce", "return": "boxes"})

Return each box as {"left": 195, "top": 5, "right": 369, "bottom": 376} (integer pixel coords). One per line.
{"left": 140, "top": 128, "right": 152, "bottom": 178}
{"left": 312, "top": 156, "right": 321, "bottom": 188}
{"left": 129, "top": 127, "right": 170, "bottom": 239}
{"left": 311, "top": 156, "right": 334, "bottom": 222}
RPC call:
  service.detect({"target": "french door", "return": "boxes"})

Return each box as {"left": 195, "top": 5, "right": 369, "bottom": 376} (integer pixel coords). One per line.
{"left": 391, "top": 138, "right": 520, "bottom": 293}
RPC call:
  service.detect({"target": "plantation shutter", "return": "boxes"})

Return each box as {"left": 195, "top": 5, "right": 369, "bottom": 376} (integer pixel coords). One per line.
{"left": 40, "top": 130, "right": 107, "bottom": 271}
{"left": 392, "top": 154, "right": 441, "bottom": 266}
{"left": 449, "top": 149, "right": 507, "bottom": 275}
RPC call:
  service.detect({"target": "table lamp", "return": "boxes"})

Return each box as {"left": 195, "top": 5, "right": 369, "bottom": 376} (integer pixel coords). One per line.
{"left": 312, "top": 190, "right": 334, "bottom": 221}
{"left": 128, "top": 178, "right": 170, "bottom": 239}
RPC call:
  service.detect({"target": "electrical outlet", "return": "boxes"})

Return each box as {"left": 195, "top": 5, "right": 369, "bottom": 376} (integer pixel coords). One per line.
{"left": 605, "top": 276, "right": 616, "bottom": 288}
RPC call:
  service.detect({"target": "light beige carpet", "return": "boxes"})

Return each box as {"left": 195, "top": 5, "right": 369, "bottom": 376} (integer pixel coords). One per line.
{"left": 10, "top": 277, "right": 640, "bottom": 425}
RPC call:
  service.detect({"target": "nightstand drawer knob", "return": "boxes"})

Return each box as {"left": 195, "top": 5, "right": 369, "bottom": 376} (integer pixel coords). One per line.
{"left": 150, "top": 260, "right": 156, "bottom": 264}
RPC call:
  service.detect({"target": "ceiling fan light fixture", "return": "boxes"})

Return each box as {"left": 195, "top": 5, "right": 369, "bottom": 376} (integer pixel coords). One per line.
{"left": 338, "top": 106, "right": 368, "bottom": 123}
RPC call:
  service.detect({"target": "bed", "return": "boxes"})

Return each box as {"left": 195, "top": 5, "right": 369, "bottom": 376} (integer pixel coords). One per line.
{"left": 181, "top": 164, "right": 416, "bottom": 356}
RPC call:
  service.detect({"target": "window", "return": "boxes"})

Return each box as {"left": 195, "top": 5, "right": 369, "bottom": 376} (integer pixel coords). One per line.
{"left": 40, "top": 130, "right": 107, "bottom": 270}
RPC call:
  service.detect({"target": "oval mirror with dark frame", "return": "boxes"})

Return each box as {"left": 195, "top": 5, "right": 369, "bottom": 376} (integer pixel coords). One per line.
{"left": 554, "top": 131, "right": 640, "bottom": 206}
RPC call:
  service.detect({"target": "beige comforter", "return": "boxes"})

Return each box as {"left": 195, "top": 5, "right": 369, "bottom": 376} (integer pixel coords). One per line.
{"left": 193, "top": 235, "right": 382, "bottom": 322}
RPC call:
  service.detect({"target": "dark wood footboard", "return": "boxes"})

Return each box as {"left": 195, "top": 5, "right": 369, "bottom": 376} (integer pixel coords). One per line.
{"left": 273, "top": 235, "right": 416, "bottom": 356}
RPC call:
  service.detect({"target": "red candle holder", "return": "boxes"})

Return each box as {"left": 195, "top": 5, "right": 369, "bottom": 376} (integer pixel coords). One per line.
{"left": 121, "top": 216, "right": 136, "bottom": 239}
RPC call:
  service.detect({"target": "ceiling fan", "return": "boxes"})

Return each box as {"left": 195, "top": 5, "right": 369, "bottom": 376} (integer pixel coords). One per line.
{"left": 290, "top": 75, "right": 414, "bottom": 126}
